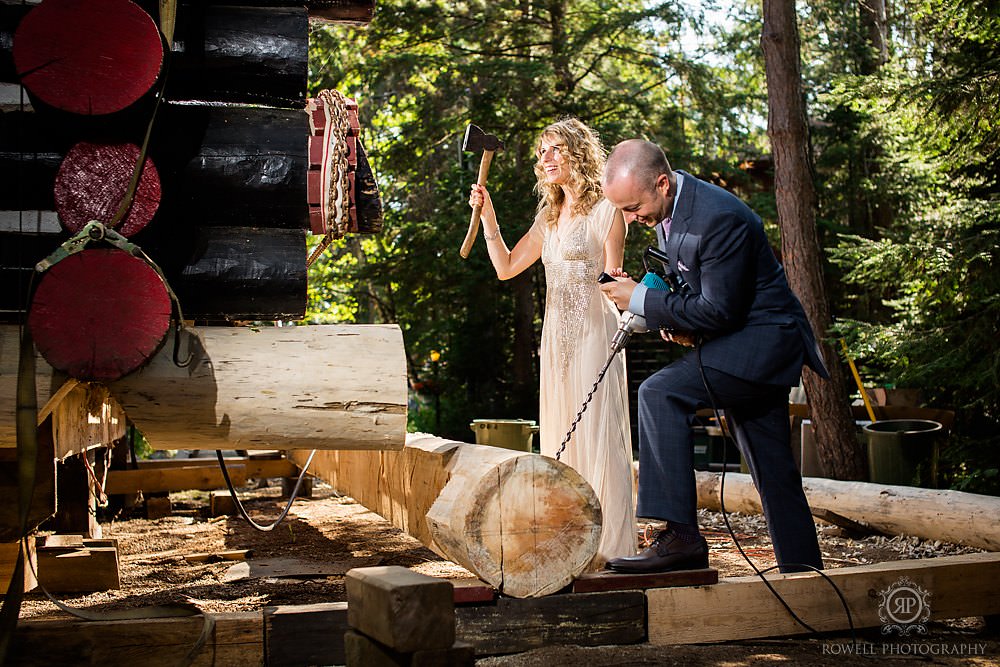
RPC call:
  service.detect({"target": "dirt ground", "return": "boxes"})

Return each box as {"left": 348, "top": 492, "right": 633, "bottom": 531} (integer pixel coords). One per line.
{"left": 18, "top": 478, "right": 1000, "bottom": 666}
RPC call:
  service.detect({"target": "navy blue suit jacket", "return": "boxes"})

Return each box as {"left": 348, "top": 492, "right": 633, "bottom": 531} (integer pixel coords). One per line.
{"left": 643, "top": 171, "right": 828, "bottom": 387}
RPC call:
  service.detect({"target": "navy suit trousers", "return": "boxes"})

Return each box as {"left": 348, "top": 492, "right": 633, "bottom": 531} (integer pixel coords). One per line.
{"left": 636, "top": 351, "right": 823, "bottom": 572}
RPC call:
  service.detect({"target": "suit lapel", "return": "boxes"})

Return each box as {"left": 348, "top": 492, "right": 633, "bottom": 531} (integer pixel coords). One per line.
{"left": 664, "top": 171, "right": 696, "bottom": 266}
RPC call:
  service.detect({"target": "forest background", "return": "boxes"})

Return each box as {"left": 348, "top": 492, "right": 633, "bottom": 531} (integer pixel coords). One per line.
{"left": 304, "top": 0, "right": 999, "bottom": 494}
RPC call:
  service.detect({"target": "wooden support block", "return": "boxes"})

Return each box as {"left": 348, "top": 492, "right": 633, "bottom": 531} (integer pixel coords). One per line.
{"left": 145, "top": 496, "right": 173, "bottom": 519}
{"left": 210, "top": 491, "right": 237, "bottom": 517}
{"left": 0, "top": 539, "right": 37, "bottom": 594}
{"left": 346, "top": 566, "right": 455, "bottom": 652}
{"left": 264, "top": 602, "right": 349, "bottom": 667}
{"left": 450, "top": 578, "right": 496, "bottom": 605}
{"left": 8, "top": 612, "right": 262, "bottom": 666}
{"left": 35, "top": 538, "right": 119, "bottom": 592}
{"left": 646, "top": 551, "right": 1000, "bottom": 645}
{"left": 572, "top": 567, "right": 718, "bottom": 593}
{"left": 344, "top": 629, "right": 474, "bottom": 667}
{"left": 280, "top": 475, "right": 312, "bottom": 499}
{"left": 455, "top": 590, "right": 645, "bottom": 656}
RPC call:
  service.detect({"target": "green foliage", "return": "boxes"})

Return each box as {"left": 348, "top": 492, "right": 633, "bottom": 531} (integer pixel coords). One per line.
{"left": 306, "top": 0, "right": 762, "bottom": 439}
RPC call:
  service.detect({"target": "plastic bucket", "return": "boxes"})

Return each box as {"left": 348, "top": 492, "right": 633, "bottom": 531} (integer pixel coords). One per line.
{"left": 469, "top": 419, "right": 539, "bottom": 452}
{"left": 862, "top": 419, "right": 942, "bottom": 486}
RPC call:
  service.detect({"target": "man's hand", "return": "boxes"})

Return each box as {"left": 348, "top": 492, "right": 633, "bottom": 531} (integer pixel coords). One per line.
{"left": 599, "top": 276, "right": 636, "bottom": 311}
{"left": 661, "top": 330, "right": 697, "bottom": 347}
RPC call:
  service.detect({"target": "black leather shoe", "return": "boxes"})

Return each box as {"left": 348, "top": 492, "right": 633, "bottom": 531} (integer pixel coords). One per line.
{"left": 605, "top": 529, "right": 709, "bottom": 574}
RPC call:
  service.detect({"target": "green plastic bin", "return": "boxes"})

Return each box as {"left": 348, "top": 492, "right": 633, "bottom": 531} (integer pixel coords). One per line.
{"left": 470, "top": 419, "right": 539, "bottom": 452}
{"left": 863, "top": 419, "right": 942, "bottom": 487}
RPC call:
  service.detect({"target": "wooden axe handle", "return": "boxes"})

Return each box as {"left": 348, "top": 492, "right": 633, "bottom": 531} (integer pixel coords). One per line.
{"left": 460, "top": 149, "right": 495, "bottom": 259}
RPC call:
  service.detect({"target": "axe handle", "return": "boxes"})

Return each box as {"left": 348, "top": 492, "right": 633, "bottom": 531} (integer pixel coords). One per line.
{"left": 460, "top": 149, "right": 495, "bottom": 258}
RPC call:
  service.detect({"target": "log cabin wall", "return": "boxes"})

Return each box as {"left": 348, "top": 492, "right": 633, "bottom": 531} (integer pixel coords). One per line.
{"left": 0, "top": 0, "right": 378, "bottom": 323}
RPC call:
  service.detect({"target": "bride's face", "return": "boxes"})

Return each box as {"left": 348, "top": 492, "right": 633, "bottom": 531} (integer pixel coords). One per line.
{"left": 537, "top": 137, "right": 569, "bottom": 185}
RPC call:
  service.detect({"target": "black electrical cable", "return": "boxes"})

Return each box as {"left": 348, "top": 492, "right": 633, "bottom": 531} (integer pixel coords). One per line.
{"left": 695, "top": 342, "right": 858, "bottom": 644}
{"left": 215, "top": 449, "right": 317, "bottom": 532}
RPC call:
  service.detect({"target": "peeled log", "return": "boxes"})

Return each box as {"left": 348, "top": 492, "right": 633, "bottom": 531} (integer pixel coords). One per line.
{"left": 291, "top": 434, "right": 601, "bottom": 598}
{"left": 109, "top": 324, "right": 407, "bottom": 451}
{"left": 695, "top": 470, "right": 1000, "bottom": 551}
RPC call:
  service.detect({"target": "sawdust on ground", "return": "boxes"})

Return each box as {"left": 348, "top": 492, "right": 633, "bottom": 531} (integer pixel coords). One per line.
{"left": 16, "top": 479, "right": 1000, "bottom": 666}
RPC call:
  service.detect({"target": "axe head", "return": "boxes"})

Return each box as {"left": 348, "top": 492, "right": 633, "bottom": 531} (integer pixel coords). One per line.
{"left": 463, "top": 124, "right": 504, "bottom": 154}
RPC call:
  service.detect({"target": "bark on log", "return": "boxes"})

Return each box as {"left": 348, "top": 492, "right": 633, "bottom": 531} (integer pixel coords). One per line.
{"left": 109, "top": 324, "right": 407, "bottom": 451}
{"left": 695, "top": 470, "right": 1000, "bottom": 551}
{"left": 197, "top": 0, "right": 376, "bottom": 25}
{"left": 290, "top": 434, "right": 602, "bottom": 598}
{"left": 12, "top": 0, "right": 163, "bottom": 116}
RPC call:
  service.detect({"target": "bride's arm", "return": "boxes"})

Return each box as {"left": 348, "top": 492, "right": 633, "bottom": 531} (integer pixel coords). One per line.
{"left": 470, "top": 184, "right": 542, "bottom": 280}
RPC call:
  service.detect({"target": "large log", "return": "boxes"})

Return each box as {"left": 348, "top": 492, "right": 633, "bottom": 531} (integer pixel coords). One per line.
{"left": 0, "top": 105, "right": 310, "bottom": 228}
{"left": 2, "top": 3, "right": 307, "bottom": 109}
{"left": 28, "top": 248, "right": 173, "bottom": 381}
{"left": 695, "top": 470, "right": 1000, "bottom": 550}
{"left": 12, "top": 0, "right": 164, "bottom": 116}
{"left": 109, "top": 324, "right": 407, "bottom": 451}
{"left": 289, "top": 433, "right": 602, "bottom": 598}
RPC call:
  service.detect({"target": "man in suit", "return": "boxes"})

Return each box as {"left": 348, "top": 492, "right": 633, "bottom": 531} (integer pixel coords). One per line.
{"left": 599, "top": 139, "right": 827, "bottom": 573}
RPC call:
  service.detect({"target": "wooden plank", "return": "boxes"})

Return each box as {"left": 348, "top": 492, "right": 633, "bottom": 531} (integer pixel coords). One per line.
{"left": 184, "top": 550, "right": 251, "bottom": 563}
{"left": 105, "top": 465, "right": 248, "bottom": 495}
{"left": 695, "top": 470, "right": 1000, "bottom": 550}
{"left": 109, "top": 324, "right": 407, "bottom": 451}
{"left": 572, "top": 567, "right": 718, "bottom": 593}
{"left": 346, "top": 566, "right": 455, "bottom": 652}
{"left": 0, "top": 415, "right": 56, "bottom": 541}
{"left": 455, "top": 590, "right": 646, "bottom": 656}
{"left": 136, "top": 456, "right": 296, "bottom": 479}
{"left": 7, "top": 612, "right": 263, "bottom": 667}
{"left": 264, "top": 602, "right": 349, "bottom": 667}
{"left": 344, "top": 629, "right": 475, "bottom": 667}
{"left": 646, "top": 551, "right": 1000, "bottom": 645}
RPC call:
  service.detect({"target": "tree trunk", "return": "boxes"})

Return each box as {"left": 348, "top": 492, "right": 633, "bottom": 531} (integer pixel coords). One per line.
{"left": 290, "top": 433, "right": 601, "bottom": 598}
{"left": 696, "top": 470, "right": 1000, "bottom": 551}
{"left": 761, "top": 0, "right": 866, "bottom": 479}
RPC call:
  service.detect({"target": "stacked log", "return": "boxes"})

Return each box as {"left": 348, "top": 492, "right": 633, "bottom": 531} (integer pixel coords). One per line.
{"left": 0, "top": 0, "right": 381, "bottom": 326}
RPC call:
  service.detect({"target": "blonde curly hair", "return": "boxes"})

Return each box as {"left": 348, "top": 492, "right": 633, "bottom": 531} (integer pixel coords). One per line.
{"left": 533, "top": 117, "right": 606, "bottom": 226}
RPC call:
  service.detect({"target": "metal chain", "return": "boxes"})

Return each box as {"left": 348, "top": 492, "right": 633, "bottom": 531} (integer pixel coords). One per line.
{"left": 554, "top": 347, "right": 620, "bottom": 461}
{"left": 307, "top": 89, "right": 352, "bottom": 267}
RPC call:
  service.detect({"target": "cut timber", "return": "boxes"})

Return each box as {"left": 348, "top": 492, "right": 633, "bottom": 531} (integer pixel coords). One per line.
{"left": 106, "top": 458, "right": 296, "bottom": 494}
{"left": 0, "top": 539, "right": 37, "bottom": 594}
{"left": 28, "top": 248, "right": 172, "bottom": 381}
{"left": 290, "top": 433, "right": 601, "bottom": 598}
{"left": 12, "top": 0, "right": 163, "bottom": 115}
{"left": 264, "top": 602, "right": 349, "bottom": 667}
{"left": 35, "top": 537, "right": 120, "bottom": 592}
{"left": 695, "top": 470, "right": 1000, "bottom": 550}
{"left": 110, "top": 325, "right": 406, "bottom": 451}
{"left": 647, "top": 551, "right": 1000, "bottom": 644}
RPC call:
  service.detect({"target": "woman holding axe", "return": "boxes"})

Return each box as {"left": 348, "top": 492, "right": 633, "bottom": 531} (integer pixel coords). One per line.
{"left": 468, "top": 117, "right": 635, "bottom": 568}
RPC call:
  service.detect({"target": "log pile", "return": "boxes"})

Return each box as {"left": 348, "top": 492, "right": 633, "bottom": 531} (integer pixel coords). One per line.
{"left": 0, "top": 0, "right": 381, "bottom": 326}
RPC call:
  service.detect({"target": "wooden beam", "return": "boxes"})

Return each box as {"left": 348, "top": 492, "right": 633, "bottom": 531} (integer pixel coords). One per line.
{"left": 109, "top": 324, "right": 406, "bottom": 451}
{"left": 8, "top": 612, "right": 262, "bottom": 666}
{"left": 695, "top": 470, "right": 1000, "bottom": 550}
{"left": 647, "top": 552, "right": 1000, "bottom": 644}
{"left": 105, "top": 465, "right": 248, "bottom": 495}
{"left": 264, "top": 602, "right": 349, "bottom": 667}
{"left": 106, "top": 458, "right": 296, "bottom": 495}
{"left": 0, "top": 538, "right": 37, "bottom": 595}
{"left": 291, "top": 433, "right": 601, "bottom": 598}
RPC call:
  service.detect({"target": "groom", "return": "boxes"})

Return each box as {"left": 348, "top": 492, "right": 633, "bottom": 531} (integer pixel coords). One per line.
{"left": 599, "top": 139, "right": 827, "bottom": 574}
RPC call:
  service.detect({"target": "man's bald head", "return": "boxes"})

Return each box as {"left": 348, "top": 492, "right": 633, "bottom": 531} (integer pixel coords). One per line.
{"left": 603, "top": 139, "right": 673, "bottom": 193}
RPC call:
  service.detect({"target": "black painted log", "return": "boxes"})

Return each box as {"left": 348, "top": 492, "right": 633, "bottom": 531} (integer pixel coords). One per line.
{"left": 0, "top": 105, "right": 310, "bottom": 228}
{"left": 168, "top": 226, "right": 307, "bottom": 320}
{"left": 197, "top": 0, "right": 375, "bottom": 24}
{"left": 165, "top": 4, "right": 308, "bottom": 108}
{"left": 2, "top": 4, "right": 307, "bottom": 109}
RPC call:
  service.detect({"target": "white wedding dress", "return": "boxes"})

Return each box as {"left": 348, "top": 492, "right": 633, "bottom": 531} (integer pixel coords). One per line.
{"left": 528, "top": 198, "right": 637, "bottom": 568}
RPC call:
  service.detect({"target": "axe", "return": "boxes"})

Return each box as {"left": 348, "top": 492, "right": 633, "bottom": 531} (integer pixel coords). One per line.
{"left": 460, "top": 124, "right": 505, "bottom": 258}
